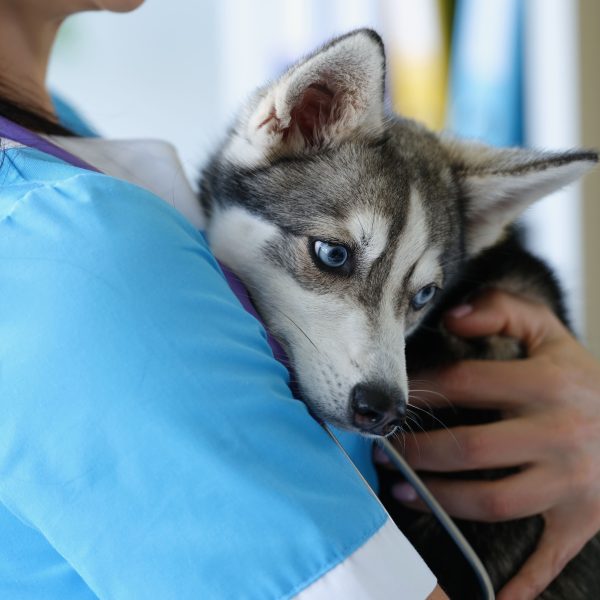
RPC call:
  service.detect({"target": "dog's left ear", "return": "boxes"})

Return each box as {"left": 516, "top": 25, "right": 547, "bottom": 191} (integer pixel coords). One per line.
{"left": 443, "top": 137, "right": 598, "bottom": 255}
{"left": 228, "top": 29, "right": 386, "bottom": 166}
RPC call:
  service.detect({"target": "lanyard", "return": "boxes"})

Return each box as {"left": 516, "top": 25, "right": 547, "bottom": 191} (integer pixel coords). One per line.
{"left": 0, "top": 114, "right": 289, "bottom": 367}
{"left": 0, "top": 114, "right": 98, "bottom": 171}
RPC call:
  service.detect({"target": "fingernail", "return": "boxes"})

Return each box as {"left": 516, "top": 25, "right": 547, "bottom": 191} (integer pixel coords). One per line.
{"left": 447, "top": 303, "right": 473, "bottom": 319}
{"left": 392, "top": 482, "right": 418, "bottom": 502}
{"left": 373, "top": 447, "right": 390, "bottom": 464}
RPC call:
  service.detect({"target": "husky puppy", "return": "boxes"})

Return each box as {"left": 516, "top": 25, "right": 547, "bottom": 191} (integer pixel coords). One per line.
{"left": 199, "top": 30, "right": 599, "bottom": 598}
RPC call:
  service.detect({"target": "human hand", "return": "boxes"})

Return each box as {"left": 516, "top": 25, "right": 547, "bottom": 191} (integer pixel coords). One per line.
{"left": 388, "top": 290, "right": 600, "bottom": 600}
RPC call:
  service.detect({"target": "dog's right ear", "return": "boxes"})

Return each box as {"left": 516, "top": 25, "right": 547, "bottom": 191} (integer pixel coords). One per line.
{"left": 441, "top": 137, "right": 599, "bottom": 255}
{"left": 225, "top": 29, "right": 386, "bottom": 167}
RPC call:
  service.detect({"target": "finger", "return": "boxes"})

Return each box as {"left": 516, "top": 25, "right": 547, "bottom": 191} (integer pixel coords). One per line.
{"left": 401, "top": 419, "right": 540, "bottom": 472}
{"left": 398, "top": 467, "right": 561, "bottom": 521}
{"left": 496, "top": 519, "right": 585, "bottom": 600}
{"left": 373, "top": 445, "right": 393, "bottom": 466}
{"left": 444, "top": 289, "right": 568, "bottom": 353}
{"left": 410, "top": 358, "right": 551, "bottom": 410}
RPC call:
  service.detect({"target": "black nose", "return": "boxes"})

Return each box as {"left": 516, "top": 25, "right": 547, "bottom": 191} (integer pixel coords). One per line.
{"left": 350, "top": 383, "right": 406, "bottom": 436}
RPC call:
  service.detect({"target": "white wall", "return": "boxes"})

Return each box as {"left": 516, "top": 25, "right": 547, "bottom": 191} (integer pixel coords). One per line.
{"left": 49, "top": 1, "right": 222, "bottom": 180}
{"left": 523, "top": 0, "right": 583, "bottom": 333}
{"left": 48, "top": 0, "right": 381, "bottom": 181}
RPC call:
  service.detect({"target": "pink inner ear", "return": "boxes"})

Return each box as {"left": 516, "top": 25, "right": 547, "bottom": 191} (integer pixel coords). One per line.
{"left": 289, "top": 83, "right": 338, "bottom": 145}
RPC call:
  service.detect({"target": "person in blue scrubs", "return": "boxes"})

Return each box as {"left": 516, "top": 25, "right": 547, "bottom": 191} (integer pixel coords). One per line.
{"left": 1, "top": 2, "right": 600, "bottom": 600}
{"left": 0, "top": 2, "right": 445, "bottom": 599}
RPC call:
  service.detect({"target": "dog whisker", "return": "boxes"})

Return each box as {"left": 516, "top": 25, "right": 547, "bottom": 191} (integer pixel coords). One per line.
{"left": 270, "top": 308, "right": 321, "bottom": 354}
{"left": 407, "top": 401, "right": 446, "bottom": 427}
{"left": 409, "top": 378, "right": 444, "bottom": 386}
{"left": 409, "top": 388, "right": 456, "bottom": 411}
{"left": 356, "top": 213, "right": 367, "bottom": 242}
{"left": 406, "top": 412, "right": 426, "bottom": 434}
{"left": 397, "top": 424, "right": 416, "bottom": 457}
{"left": 390, "top": 427, "right": 407, "bottom": 455}
{"left": 407, "top": 400, "right": 461, "bottom": 451}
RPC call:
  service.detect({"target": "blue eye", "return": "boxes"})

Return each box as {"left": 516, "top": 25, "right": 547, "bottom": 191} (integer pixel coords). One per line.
{"left": 411, "top": 284, "right": 438, "bottom": 310}
{"left": 314, "top": 240, "right": 349, "bottom": 269}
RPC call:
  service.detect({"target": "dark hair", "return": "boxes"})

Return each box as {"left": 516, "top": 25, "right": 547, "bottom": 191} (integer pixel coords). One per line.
{"left": 0, "top": 95, "right": 74, "bottom": 136}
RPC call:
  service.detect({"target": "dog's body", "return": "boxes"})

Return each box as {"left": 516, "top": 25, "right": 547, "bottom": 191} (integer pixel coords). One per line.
{"left": 199, "top": 30, "right": 598, "bottom": 598}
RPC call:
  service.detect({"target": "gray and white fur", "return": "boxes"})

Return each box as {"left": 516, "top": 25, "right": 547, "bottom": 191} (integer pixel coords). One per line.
{"left": 199, "top": 29, "right": 599, "bottom": 598}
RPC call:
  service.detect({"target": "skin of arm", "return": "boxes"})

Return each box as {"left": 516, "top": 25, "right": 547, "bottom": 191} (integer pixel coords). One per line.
{"left": 427, "top": 584, "right": 449, "bottom": 600}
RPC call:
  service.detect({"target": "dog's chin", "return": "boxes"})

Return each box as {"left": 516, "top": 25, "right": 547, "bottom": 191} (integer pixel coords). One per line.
{"left": 296, "top": 398, "right": 356, "bottom": 434}
{"left": 279, "top": 345, "right": 402, "bottom": 438}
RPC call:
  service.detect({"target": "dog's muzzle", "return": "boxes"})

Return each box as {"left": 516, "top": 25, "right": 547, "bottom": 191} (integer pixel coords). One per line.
{"left": 350, "top": 382, "right": 406, "bottom": 436}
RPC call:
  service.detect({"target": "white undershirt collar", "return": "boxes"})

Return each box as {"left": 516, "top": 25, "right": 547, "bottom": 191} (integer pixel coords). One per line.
{"left": 44, "top": 136, "right": 206, "bottom": 230}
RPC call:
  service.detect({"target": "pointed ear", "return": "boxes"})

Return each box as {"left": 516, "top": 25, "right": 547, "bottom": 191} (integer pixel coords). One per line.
{"left": 442, "top": 137, "right": 598, "bottom": 255}
{"left": 226, "top": 29, "right": 386, "bottom": 166}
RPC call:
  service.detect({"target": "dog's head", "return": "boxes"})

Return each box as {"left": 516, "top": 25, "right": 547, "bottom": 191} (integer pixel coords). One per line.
{"left": 200, "top": 29, "right": 597, "bottom": 435}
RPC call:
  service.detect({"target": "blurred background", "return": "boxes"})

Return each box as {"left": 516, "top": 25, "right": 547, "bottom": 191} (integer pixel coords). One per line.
{"left": 48, "top": 0, "right": 600, "bottom": 357}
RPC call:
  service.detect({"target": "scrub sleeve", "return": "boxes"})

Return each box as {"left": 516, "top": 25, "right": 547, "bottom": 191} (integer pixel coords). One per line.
{"left": 0, "top": 141, "right": 436, "bottom": 599}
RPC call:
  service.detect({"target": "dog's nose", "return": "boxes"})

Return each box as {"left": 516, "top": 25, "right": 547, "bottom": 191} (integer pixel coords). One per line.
{"left": 350, "top": 383, "right": 406, "bottom": 436}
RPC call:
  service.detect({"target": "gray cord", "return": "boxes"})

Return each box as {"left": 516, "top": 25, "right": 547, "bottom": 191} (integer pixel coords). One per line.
{"left": 322, "top": 425, "right": 495, "bottom": 599}
{"left": 380, "top": 438, "right": 495, "bottom": 600}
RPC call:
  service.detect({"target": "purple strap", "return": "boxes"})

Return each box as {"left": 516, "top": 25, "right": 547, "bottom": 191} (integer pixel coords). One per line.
{"left": 0, "top": 114, "right": 100, "bottom": 172}
{"left": 0, "top": 114, "right": 290, "bottom": 368}
{"left": 219, "top": 265, "right": 289, "bottom": 366}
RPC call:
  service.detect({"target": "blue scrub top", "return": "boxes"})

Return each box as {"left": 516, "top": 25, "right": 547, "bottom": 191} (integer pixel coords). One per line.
{"left": 0, "top": 135, "right": 399, "bottom": 598}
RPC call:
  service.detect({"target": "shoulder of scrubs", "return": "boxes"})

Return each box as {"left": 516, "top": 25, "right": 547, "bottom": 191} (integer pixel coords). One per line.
{"left": 48, "top": 92, "right": 383, "bottom": 491}
{"left": 0, "top": 146, "right": 436, "bottom": 599}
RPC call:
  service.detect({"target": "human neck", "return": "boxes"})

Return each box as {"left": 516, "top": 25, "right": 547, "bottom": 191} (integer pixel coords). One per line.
{"left": 0, "top": 3, "right": 64, "bottom": 120}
